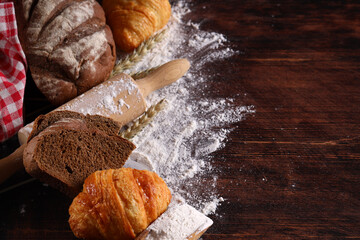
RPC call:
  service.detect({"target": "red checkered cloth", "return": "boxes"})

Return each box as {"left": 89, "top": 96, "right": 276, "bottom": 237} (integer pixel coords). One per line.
{"left": 0, "top": 2, "right": 27, "bottom": 142}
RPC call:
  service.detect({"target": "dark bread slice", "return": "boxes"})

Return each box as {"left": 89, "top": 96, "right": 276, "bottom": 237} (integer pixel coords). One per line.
{"left": 23, "top": 111, "right": 135, "bottom": 197}
{"left": 28, "top": 110, "right": 122, "bottom": 141}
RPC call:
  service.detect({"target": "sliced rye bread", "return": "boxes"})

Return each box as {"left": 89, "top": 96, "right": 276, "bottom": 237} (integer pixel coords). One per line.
{"left": 27, "top": 110, "right": 122, "bottom": 141}
{"left": 23, "top": 111, "right": 135, "bottom": 197}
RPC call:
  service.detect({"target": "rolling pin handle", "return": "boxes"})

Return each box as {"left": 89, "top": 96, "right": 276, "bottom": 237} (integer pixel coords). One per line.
{"left": 137, "top": 58, "right": 190, "bottom": 97}
{"left": 0, "top": 144, "right": 25, "bottom": 185}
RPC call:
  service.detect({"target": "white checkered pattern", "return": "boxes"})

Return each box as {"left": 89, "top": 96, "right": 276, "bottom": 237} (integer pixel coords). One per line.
{"left": 0, "top": 2, "right": 27, "bottom": 142}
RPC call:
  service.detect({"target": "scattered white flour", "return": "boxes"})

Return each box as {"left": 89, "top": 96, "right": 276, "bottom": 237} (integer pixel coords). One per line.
{"left": 202, "top": 197, "right": 225, "bottom": 216}
{"left": 60, "top": 74, "right": 143, "bottom": 117}
{"left": 19, "top": 204, "right": 26, "bottom": 214}
{"left": 18, "top": 0, "right": 254, "bottom": 219}
{"left": 123, "top": 0, "right": 255, "bottom": 216}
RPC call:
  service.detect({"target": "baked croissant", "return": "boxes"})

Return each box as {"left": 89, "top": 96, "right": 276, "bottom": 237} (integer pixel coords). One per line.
{"left": 69, "top": 168, "right": 172, "bottom": 240}
{"left": 102, "top": 0, "right": 171, "bottom": 52}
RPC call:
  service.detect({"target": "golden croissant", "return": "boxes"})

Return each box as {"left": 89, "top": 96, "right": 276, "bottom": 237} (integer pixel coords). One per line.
{"left": 69, "top": 168, "right": 172, "bottom": 240}
{"left": 102, "top": 0, "right": 171, "bottom": 52}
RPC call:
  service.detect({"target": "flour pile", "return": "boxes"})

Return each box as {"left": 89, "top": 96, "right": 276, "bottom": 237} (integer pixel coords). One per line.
{"left": 126, "top": 1, "right": 255, "bottom": 215}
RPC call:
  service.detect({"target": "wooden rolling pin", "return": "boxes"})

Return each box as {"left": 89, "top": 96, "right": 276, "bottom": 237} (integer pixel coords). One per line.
{"left": 0, "top": 59, "right": 190, "bottom": 184}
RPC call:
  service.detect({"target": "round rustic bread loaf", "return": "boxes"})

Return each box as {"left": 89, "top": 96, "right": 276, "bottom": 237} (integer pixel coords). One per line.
{"left": 14, "top": 0, "right": 116, "bottom": 105}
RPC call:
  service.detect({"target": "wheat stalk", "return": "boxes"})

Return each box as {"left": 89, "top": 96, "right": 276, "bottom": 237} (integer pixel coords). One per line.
{"left": 110, "top": 29, "right": 168, "bottom": 78}
{"left": 120, "top": 99, "right": 167, "bottom": 139}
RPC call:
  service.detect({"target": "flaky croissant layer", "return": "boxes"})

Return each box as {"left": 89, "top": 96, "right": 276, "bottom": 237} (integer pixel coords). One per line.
{"left": 102, "top": 0, "right": 171, "bottom": 52}
{"left": 69, "top": 168, "right": 172, "bottom": 240}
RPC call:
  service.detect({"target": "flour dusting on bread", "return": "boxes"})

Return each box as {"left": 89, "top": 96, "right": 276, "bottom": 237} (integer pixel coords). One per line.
{"left": 37, "top": 1, "right": 96, "bottom": 53}
{"left": 14, "top": 0, "right": 116, "bottom": 105}
{"left": 51, "top": 29, "right": 108, "bottom": 78}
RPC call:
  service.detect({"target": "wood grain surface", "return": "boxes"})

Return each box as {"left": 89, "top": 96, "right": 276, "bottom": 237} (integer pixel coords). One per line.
{"left": 1, "top": 0, "right": 360, "bottom": 239}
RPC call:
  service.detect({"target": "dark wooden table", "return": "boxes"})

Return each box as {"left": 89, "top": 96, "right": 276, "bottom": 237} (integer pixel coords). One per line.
{"left": 1, "top": 0, "right": 360, "bottom": 239}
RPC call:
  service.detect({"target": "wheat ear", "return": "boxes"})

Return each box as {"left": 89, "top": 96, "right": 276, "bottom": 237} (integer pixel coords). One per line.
{"left": 110, "top": 29, "right": 168, "bottom": 78}
{"left": 120, "top": 99, "right": 167, "bottom": 139}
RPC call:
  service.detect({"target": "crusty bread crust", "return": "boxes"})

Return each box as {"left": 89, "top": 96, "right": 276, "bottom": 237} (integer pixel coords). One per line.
{"left": 28, "top": 110, "right": 122, "bottom": 141}
{"left": 14, "top": 0, "right": 116, "bottom": 105}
